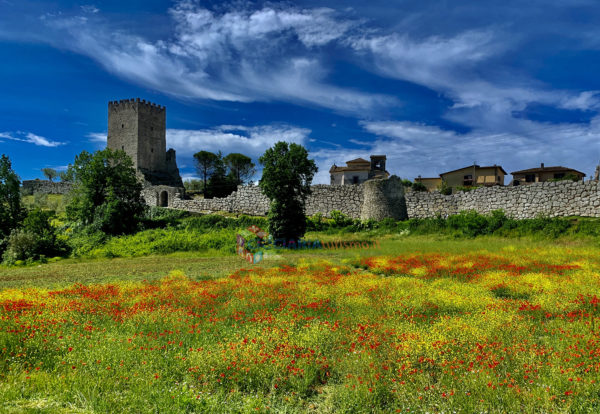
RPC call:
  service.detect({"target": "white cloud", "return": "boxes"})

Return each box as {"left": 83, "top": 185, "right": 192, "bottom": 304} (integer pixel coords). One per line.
{"left": 167, "top": 124, "right": 311, "bottom": 159}
{"left": 40, "top": 2, "right": 393, "bottom": 114}
{"left": 87, "top": 132, "right": 106, "bottom": 143}
{"left": 350, "top": 30, "right": 600, "bottom": 116}
{"left": 0, "top": 131, "right": 65, "bottom": 147}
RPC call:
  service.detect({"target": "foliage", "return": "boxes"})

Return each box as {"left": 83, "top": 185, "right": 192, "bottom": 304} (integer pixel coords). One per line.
{"left": 140, "top": 207, "right": 191, "bottom": 229}
{"left": 205, "top": 152, "right": 237, "bottom": 198}
{"left": 58, "top": 170, "right": 70, "bottom": 182}
{"left": 329, "top": 210, "right": 353, "bottom": 227}
{"left": 548, "top": 173, "right": 581, "bottom": 182}
{"left": 411, "top": 181, "right": 427, "bottom": 192}
{"left": 0, "top": 154, "right": 24, "bottom": 248}
{"left": 400, "top": 179, "right": 413, "bottom": 187}
{"left": 193, "top": 150, "right": 219, "bottom": 195}
{"left": 65, "top": 149, "right": 146, "bottom": 235}
{"left": 2, "top": 209, "right": 68, "bottom": 265}
{"left": 87, "top": 228, "right": 236, "bottom": 258}
{"left": 259, "top": 141, "right": 318, "bottom": 240}
{"left": 455, "top": 185, "right": 479, "bottom": 192}
{"left": 41, "top": 167, "right": 58, "bottom": 182}
{"left": 438, "top": 180, "right": 452, "bottom": 195}
{"left": 224, "top": 153, "right": 256, "bottom": 185}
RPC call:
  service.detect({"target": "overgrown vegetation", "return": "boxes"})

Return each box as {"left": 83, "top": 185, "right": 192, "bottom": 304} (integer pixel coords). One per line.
{"left": 307, "top": 209, "right": 600, "bottom": 239}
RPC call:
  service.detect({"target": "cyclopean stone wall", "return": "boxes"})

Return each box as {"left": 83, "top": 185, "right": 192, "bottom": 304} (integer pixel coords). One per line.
{"left": 360, "top": 176, "right": 407, "bottom": 220}
{"left": 22, "top": 177, "right": 600, "bottom": 220}
{"left": 21, "top": 180, "right": 73, "bottom": 195}
{"left": 405, "top": 180, "right": 600, "bottom": 219}
{"left": 170, "top": 184, "right": 365, "bottom": 218}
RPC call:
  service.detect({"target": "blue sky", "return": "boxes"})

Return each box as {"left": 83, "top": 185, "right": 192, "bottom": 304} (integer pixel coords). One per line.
{"left": 1, "top": 0, "right": 600, "bottom": 184}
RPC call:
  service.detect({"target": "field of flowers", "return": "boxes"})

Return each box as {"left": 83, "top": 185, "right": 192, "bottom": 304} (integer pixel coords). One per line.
{"left": 1, "top": 245, "right": 599, "bottom": 412}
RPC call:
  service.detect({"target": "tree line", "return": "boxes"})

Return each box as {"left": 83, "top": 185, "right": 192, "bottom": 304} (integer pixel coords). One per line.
{"left": 191, "top": 151, "right": 255, "bottom": 198}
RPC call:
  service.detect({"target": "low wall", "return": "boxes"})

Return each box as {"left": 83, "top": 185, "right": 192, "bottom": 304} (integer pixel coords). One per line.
{"left": 406, "top": 180, "right": 600, "bottom": 219}
{"left": 171, "top": 184, "right": 365, "bottom": 218}
{"left": 21, "top": 180, "right": 73, "bottom": 195}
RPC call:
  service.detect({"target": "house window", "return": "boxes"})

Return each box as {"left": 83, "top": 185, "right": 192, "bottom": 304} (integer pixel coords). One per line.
{"left": 554, "top": 173, "right": 565, "bottom": 179}
{"left": 525, "top": 174, "right": 535, "bottom": 182}
{"left": 463, "top": 174, "right": 473, "bottom": 186}
{"left": 352, "top": 176, "right": 359, "bottom": 184}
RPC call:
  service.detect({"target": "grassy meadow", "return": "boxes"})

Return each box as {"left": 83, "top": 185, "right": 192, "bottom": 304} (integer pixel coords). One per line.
{"left": 1, "top": 229, "right": 599, "bottom": 412}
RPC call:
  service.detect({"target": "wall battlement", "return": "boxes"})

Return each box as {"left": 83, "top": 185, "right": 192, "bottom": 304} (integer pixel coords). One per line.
{"left": 108, "top": 98, "right": 165, "bottom": 112}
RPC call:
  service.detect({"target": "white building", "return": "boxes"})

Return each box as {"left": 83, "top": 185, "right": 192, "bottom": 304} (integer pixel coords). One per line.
{"left": 329, "top": 155, "right": 389, "bottom": 185}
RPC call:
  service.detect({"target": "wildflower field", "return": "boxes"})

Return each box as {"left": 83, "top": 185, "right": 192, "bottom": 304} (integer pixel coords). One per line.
{"left": 1, "top": 243, "right": 599, "bottom": 412}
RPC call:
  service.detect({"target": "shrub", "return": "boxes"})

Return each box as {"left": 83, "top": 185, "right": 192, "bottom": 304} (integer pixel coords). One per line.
{"left": 306, "top": 213, "right": 326, "bottom": 232}
{"left": 2, "top": 208, "right": 69, "bottom": 264}
{"left": 329, "top": 210, "right": 353, "bottom": 228}
{"left": 2, "top": 229, "right": 38, "bottom": 265}
{"left": 448, "top": 210, "right": 492, "bottom": 237}
{"left": 438, "top": 181, "right": 452, "bottom": 195}
{"left": 411, "top": 182, "right": 427, "bottom": 192}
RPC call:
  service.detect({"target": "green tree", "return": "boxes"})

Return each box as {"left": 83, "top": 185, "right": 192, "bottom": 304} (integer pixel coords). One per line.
{"left": 224, "top": 153, "right": 256, "bottom": 185}
{"left": 41, "top": 168, "right": 58, "bottom": 182}
{"left": 0, "top": 154, "right": 24, "bottom": 244}
{"left": 58, "top": 170, "right": 71, "bottom": 182}
{"left": 65, "top": 149, "right": 146, "bottom": 235}
{"left": 193, "top": 151, "right": 219, "bottom": 195}
{"left": 259, "top": 142, "right": 317, "bottom": 241}
{"left": 205, "top": 152, "right": 237, "bottom": 198}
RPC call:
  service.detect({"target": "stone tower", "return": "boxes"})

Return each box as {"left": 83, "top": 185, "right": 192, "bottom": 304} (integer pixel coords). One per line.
{"left": 107, "top": 98, "right": 182, "bottom": 187}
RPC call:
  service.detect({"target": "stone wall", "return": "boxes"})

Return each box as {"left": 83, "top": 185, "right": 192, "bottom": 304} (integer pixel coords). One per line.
{"left": 360, "top": 176, "right": 407, "bottom": 220}
{"left": 21, "top": 180, "right": 73, "bottom": 195}
{"left": 406, "top": 180, "right": 600, "bottom": 219}
{"left": 171, "top": 184, "right": 364, "bottom": 218}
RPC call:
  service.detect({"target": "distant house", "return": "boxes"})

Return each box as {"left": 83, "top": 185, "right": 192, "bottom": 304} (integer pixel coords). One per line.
{"left": 511, "top": 163, "right": 585, "bottom": 185}
{"left": 414, "top": 176, "right": 442, "bottom": 192}
{"left": 440, "top": 164, "right": 506, "bottom": 189}
{"left": 330, "top": 155, "right": 389, "bottom": 185}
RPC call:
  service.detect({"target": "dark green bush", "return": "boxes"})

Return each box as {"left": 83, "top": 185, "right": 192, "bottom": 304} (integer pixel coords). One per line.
{"left": 411, "top": 182, "right": 427, "bottom": 192}
{"left": 2, "top": 208, "right": 69, "bottom": 264}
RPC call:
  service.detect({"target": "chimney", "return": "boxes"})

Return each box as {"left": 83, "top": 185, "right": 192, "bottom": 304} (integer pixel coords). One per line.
{"left": 541, "top": 163, "right": 544, "bottom": 169}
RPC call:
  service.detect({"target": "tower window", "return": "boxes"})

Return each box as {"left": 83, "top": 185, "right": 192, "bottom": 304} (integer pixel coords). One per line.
{"left": 151, "top": 127, "right": 154, "bottom": 131}
{"left": 151, "top": 148, "right": 154, "bottom": 153}
{"left": 121, "top": 146, "right": 124, "bottom": 150}
{"left": 121, "top": 124, "right": 124, "bottom": 128}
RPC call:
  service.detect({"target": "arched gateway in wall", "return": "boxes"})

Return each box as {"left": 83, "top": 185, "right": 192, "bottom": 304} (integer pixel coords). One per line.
{"left": 159, "top": 191, "right": 168, "bottom": 207}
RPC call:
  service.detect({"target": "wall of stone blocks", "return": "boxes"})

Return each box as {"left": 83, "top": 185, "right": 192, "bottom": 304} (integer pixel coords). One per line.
{"left": 171, "top": 184, "right": 365, "bottom": 218}
{"left": 21, "top": 180, "right": 73, "bottom": 195}
{"left": 405, "top": 180, "right": 600, "bottom": 219}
